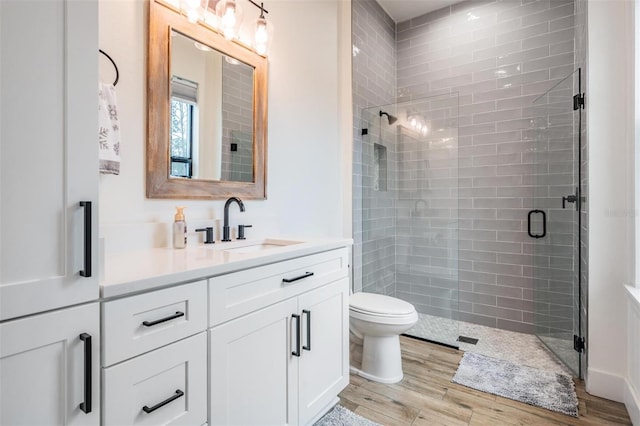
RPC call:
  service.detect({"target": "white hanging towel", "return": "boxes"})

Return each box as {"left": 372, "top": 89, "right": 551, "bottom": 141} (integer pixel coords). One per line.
{"left": 98, "top": 83, "right": 121, "bottom": 175}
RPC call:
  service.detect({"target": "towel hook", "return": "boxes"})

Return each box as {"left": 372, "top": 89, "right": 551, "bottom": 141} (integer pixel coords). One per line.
{"left": 99, "top": 49, "right": 119, "bottom": 86}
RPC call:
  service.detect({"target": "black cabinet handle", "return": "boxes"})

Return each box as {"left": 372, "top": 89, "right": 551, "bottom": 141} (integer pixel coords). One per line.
{"left": 79, "top": 201, "right": 92, "bottom": 277}
{"left": 79, "top": 333, "right": 92, "bottom": 414}
{"left": 292, "top": 314, "right": 301, "bottom": 357}
{"left": 142, "top": 311, "right": 185, "bottom": 327}
{"left": 527, "top": 210, "right": 546, "bottom": 239}
{"left": 302, "top": 310, "right": 311, "bottom": 351}
{"left": 282, "top": 272, "right": 314, "bottom": 284}
{"left": 142, "top": 389, "right": 184, "bottom": 414}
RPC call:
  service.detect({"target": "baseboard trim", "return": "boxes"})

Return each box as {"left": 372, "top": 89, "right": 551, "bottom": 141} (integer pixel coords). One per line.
{"left": 587, "top": 367, "right": 626, "bottom": 402}
{"left": 625, "top": 379, "right": 640, "bottom": 426}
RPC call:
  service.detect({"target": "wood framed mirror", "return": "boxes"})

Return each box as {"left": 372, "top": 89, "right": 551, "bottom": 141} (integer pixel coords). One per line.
{"left": 147, "top": 0, "right": 268, "bottom": 199}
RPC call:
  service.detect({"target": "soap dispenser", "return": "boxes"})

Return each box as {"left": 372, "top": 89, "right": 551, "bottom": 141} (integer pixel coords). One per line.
{"left": 173, "top": 206, "right": 187, "bottom": 249}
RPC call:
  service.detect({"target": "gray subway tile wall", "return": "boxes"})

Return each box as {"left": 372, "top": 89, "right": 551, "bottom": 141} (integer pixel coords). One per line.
{"left": 353, "top": 0, "right": 583, "bottom": 336}
{"left": 395, "top": 0, "right": 579, "bottom": 335}
{"left": 352, "top": 0, "right": 397, "bottom": 295}
{"left": 221, "top": 61, "right": 254, "bottom": 182}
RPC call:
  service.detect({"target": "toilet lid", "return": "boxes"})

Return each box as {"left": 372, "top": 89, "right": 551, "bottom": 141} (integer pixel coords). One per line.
{"left": 350, "top": 292, "right": 416, "bottom": 316}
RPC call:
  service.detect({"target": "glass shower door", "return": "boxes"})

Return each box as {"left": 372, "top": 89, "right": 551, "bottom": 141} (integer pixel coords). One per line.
{"left": 359, "top": 93, "right": 459, "bottom": 348}
{"left": 530, "top": 69, "right": 582, "bottom": 376}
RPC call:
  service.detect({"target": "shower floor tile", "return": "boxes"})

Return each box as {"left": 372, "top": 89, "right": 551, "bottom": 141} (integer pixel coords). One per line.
{"left": 407, "top": 313, "right": 573, "bottom": 375}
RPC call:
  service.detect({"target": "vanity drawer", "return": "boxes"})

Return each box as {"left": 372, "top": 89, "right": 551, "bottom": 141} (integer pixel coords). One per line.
{"left": 103, "top": 332, "right": 207, "bottom": 426}
{"left": 103, "top": 280, "right": 207, "bottom": 366}
{"left": 209, "top": 247, "right": 348, "bottom": 327}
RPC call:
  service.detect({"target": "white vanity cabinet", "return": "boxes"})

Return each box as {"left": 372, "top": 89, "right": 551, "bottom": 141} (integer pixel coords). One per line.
{"left": 297, "top": 278, "right": 349, "bottom": 425}
{"left": 0, "top": 0, "right": 99, "bottom": 321}
{"left": 101, "top": 280, "right": 208, "bottom": 426}
{"left": 209, "top": 297, "right": 299, "bottom": 425}
{"left": 102, "top": 333, "right": 207, "bottom": 426}
{"left": 209, "top": 248, "right": 350, "bottom": 426}
{"left": 99, "top": 243, "right": 351, "bottom": 426}
{"left": 0, "top": 303, "right": 101, "bottom": 425}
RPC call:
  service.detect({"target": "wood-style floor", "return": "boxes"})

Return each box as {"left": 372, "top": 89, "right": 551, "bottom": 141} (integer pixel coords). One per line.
{"left": 338, "top": 336, "right": 632, "bottom": 425}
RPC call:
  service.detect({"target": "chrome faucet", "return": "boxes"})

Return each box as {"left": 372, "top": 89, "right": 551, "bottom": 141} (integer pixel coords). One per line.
{"left": 222, "top": 197, "right": 245, "bottom": 242}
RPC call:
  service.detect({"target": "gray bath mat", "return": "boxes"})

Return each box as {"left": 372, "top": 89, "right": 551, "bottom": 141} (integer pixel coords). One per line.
{"left": 314, "top": 405, "right": 381, "bottom": 426}
{"left": 452, "top": 352, "right": 579, "bottom": 417}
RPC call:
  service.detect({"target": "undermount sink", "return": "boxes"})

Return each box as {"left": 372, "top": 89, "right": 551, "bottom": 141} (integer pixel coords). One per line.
{"left": 218, "top": 239, "right": 302, "bottom": 254}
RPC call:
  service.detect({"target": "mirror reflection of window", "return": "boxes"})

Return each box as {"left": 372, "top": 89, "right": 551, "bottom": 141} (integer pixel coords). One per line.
{"left": 169, "top": 30, "right": 255, "bottom": 183}
{"left": 170, "top": 76, "right": 198, "bottom": 178}
{"left": 170, "top": 31, "right": 224, "bottom": 181}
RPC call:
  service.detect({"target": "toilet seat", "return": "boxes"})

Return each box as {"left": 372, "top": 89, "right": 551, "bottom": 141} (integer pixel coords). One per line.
{"left": 349, "top": 292, "right": 416, "bottom": 315}
{"left": 349, "top": 293, "right": 417, "bottom": 325}
{"left": 349, "top": 308, "right": 417, "bottom": 325}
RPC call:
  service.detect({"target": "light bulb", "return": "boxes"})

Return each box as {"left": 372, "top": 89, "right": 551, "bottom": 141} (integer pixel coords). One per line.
{"left": 417, "top": 122, "right": 423, "bottom": 131}
{"left": 216, "top": 0, "right": 240, "bottom": 40}
{"left": 411, "top": 117, "right": 417, "bottom": 127}
{"left": 186, "top": 8, "right": 199, "bottom": 22}
{"left": 222, "top": 8, "right": 236, "bottom": 39}
{"left": 255, "top": 20, "right": 268, "bottom": 43}
{"left": 182, "top": 0, "right": 200, "bottom": 22}
{"left": 421, "top": 127, "right": 428, "bottom": 136}
{"left": 222, "top": 5, "right": 236, "bottom": 27}
{"left": 255, "top": 17, "right": 268, "bottom": 55}
{"left": 203, "top": 10, "right": 217, "bottom": 28}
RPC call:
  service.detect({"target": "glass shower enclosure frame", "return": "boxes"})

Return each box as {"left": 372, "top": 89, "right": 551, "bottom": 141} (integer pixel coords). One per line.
{"left": 530, "top": 68, "right": 584, "bottom": 377}
{"left": 356, "top": 93, "right": 460, "bottom": 348}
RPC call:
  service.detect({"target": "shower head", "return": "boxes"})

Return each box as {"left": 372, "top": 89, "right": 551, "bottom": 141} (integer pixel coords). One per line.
{"left": 379, "top": 110, "right": 398, "bottom": 125}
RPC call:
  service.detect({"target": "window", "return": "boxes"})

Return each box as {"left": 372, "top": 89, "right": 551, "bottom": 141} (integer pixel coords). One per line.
{"left": 170, "top": 76, "right": 198, "bottom": 178}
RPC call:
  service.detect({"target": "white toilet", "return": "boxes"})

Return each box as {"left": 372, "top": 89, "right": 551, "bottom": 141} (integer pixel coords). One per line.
{"left": 349, "top": 292, "right": 418, "bottom": 384}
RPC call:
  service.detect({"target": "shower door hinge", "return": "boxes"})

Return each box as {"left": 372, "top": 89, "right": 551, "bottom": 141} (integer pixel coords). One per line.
{"left": 573, "top": 335, "right": 585, "bottom": 353}
{"left": 573, "top": 93, "right": 585, "bottom": 110}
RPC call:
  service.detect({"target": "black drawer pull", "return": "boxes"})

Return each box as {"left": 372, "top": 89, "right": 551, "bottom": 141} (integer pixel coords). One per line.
{"left": 142, "top": 389, "right": 184, "bottom": 414}
{"left": 79, "top": 201, "right": 92, "bottom": 277}
{"left": 79, "top": 333, "right": 92, "bottom": 414}
{"left": 142, "top": 311, "right": 185, "bottom": 327}
{"left": 302, "top": 310, "right": 311, "bottom": 351}
{"left": 292, "top": 314, "right": 301, "bottom": 357}
{"left": 282, "top": 272, "right": 314, "bottom": 284}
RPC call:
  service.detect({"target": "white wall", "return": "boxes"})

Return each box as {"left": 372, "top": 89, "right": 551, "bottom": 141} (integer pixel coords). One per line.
{"left": 98, "top": 0, "right": 351, "bottom": 254}
{"left": 586, "top": 0, "right": 634, "bottom": 405}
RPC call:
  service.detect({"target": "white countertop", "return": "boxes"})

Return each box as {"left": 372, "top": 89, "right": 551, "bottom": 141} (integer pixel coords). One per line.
{"left": 100, "top": 237, "right": 352, "bottom": 298}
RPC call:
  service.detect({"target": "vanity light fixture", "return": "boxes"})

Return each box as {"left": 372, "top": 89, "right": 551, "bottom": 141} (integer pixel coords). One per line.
{"left": 173, "top": 0, "right": 273, "bottom": 56}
